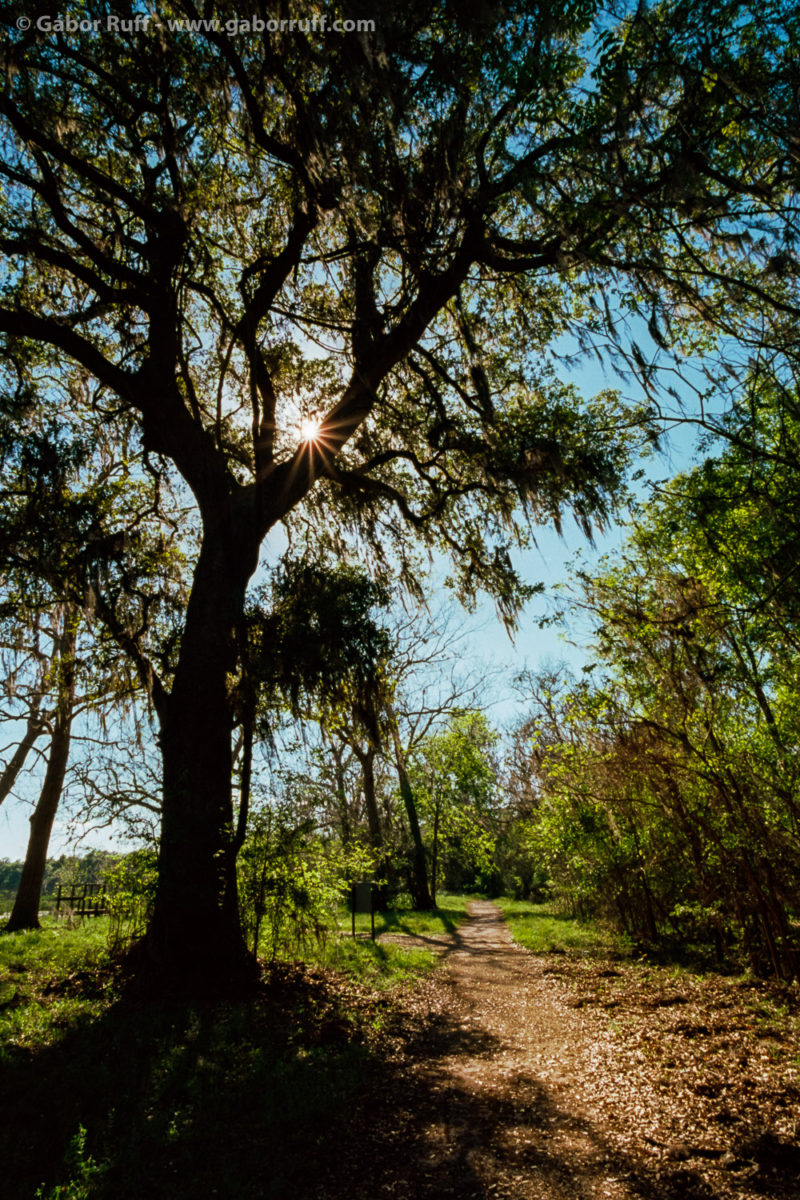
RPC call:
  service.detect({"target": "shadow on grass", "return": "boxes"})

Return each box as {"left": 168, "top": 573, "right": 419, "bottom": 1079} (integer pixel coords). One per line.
{"left": 4, "top": 954, "right": 792, "bottom": 1200}
{"left": 0, "top": 965, "right": 378, "bottom": 1200}
{"left": 377, "top": 906, "right": 464, "bottom": 937}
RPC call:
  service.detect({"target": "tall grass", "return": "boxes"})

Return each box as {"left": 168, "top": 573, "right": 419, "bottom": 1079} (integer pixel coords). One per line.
{"left": 496, "top": 898, "right": 631, "bottom": 958}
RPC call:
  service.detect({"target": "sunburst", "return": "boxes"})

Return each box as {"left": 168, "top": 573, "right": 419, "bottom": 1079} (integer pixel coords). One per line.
{"left": 299, "top": 416, "right": 322, "bottom": 443}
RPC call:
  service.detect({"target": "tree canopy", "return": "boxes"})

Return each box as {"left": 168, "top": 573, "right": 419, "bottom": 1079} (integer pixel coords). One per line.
{"left": 1, "top": 0, "right": 797, "bottom": 990}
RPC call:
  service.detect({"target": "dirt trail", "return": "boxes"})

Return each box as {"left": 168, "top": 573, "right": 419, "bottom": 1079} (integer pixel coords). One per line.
{"left": 409, "top": 899, "right": 637, "bottom": 1199}
{"left": 319, "top": 901, "right": 798, "bottom": 1200}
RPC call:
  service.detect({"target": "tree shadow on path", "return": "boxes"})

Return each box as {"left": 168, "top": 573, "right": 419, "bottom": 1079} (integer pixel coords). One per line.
{"left": 2, "top": 913, "right": 795, "bottom": 1200}
{"left": 315, "top": 988, "right": 724, "bottom": 1200}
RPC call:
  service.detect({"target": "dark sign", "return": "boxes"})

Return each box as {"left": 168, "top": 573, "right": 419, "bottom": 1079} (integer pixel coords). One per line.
{"left": 350, "top": 880, "right": 377, "bottom": 940}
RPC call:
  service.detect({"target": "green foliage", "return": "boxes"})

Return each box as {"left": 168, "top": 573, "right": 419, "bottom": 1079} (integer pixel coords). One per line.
{"left": 237, "top": 808, "right": 377, "bottom": 960}
{"left": 2, "top": 0, "right": 797, "bottom": 988}
{"left": 247, "top": 561, "right": 392, "bottom": 736}
{"left": 0, "top": 889, "right": 471, "bottom": 1198}
{"left": 347, "top": 892, "right": 474, "bottom": 939}
{"left": 409, "top": 710, "right": 500, "bottom": 894}
{"left": 35, "top": 1125, "right": 107, "bottom": 1200}
{"left": 512, "top": 372, "right": 800, "bottom": 977}
{"left": 104, "top": 849, "right": 158, "bottom": 949}
{"left": 1, "top": 851, "right": 146, "bottom": 918}
{"left": 0, "top": 925, "right": 385, "bottom": 1200}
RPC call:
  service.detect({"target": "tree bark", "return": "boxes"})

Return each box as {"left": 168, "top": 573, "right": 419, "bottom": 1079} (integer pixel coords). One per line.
{"left": 6, "top": 613, "right": 77, "bottom": 933}
{"left": 430, "top": 796, "right": 441, "bottom": 908}
{"left": 386, "top": 703, "right": 433, "bottom": 909}
{"left": 353, "top": 741, "right": 383, "bottom": 849}
{"left": 330, "top": 741, "right": 352, "bottom": 846}
{"left": 140, "top": 528, "right": 259, "bottom": 992}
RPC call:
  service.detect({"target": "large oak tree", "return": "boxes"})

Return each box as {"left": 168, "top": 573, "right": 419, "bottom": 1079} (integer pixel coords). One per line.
{"left": 0, "top": 0, "right": 794, "bottom": 989}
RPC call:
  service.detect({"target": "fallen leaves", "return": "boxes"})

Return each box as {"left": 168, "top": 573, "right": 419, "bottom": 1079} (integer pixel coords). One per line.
{"left": 284, "top": 904, "right": 800, "bottom": 1199}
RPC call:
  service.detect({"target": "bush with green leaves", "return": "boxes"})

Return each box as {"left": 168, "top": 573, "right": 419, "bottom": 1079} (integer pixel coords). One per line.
{"left": 104, "top": 848, "right": 158, "bottom": 949}
{"left": 237, "top": 808, "right": 375, "bottom": 960}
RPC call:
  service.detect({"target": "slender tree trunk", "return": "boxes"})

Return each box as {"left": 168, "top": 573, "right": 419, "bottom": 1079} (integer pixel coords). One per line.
{"left": 232, "top": 704, "right": 254, "bottom": 856}
{"left": 142, "top": 530, "right": 257, "bottom": 992}
{"left": 628, "top": 818, "right": 659, "bottom": 941}
{"left": 353, "top": 741, "right": 383, "bottom": 848}
{"left": 6, "top": 614, "right": 77, "bottom": 933}
{"left": 0, "top": 701, "right": 46, "bottom": 807}
{"left": 386, "top": 703, "right": 432, "bottom": 909}
{"left": 430, "top": 796, "right": 440, "bottom": 908}
{"left": 331, "top": 742, "right": 352, "bottom": 846}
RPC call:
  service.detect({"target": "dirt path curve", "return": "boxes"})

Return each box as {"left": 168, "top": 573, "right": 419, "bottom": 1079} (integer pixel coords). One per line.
{"left": 396, "top": 900, "right": 664, "bottom": 1200}
{"left": 409, "top": 899, "right": 636, "bottom": 1199}
{"left": 320, "top": 901, "right": 763, "bottom": 1200}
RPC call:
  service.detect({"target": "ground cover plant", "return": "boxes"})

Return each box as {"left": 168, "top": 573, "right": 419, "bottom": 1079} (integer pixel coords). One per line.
{"left": 0, "top": 917, "right": 114, "bottom": 1056}
{"left": 0, "top": 895, "right": 472, "bottom": 1199}
{"left": 496, "top": 898, "right": 631, "bottom": 959}
{"left": 345, "top": 892, "right": 473, "bottom": 939}
{"left": 315, "top": 893, "right": 474, "bottom": 986}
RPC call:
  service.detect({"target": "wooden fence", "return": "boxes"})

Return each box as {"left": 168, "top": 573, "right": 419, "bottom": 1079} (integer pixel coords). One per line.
{"left": 55, "top": 882, "right": 107, "bottom": 917}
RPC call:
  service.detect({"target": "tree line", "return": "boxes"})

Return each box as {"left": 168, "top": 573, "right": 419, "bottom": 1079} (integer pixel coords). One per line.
{"left": 510, "top": 360, "right": 800, "bottom": 978}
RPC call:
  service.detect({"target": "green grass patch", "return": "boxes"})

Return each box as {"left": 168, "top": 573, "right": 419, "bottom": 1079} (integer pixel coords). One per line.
{"left": 0, "top": 915, "right": 111, "bottom": 979}
{"left": 0, "top": 917, "right": 115, "bottom": 1054}
{"left": 343, "top": 891, "right": 474, "bottom": 939}
{"left": 496, "top": 898, "right": 631, "bottom": 958}
{"left": 291, "top": 892, "right": 474, "bottom": 988}
{"left": 317, "top": 937, "right": 437, "bottom": 988}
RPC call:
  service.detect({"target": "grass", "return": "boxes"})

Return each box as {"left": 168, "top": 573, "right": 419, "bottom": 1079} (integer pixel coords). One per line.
{"left": 0, "top": 916, "right": 115, "bottom": 1054}
{"left": 0, "top": 915, "right": 111, "bottom": 979}
{"left": 495, "top": 898, "right": 632, "bottom": 958}
{"left": 343, "top": 891, "right": 473, "bottom": 939}
{"left": 0, "top": 896, "right": 474, "bottom": 1198}
{"left": 252, "top": 892, "right": 474, "bottom": 989}
{"left": 317, "top": 937, "right": 438, "bottom": 987}
{"left": 3, "top": 976, "right": 377, "bottom": 1199}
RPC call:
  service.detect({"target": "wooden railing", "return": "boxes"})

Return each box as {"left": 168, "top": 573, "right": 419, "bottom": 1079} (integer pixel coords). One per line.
{"left": 55, "top": 882, "right": 107, "bottom": 917}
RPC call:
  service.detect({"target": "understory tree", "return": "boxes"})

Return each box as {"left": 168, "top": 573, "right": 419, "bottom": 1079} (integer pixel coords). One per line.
{"left": 408, "top": 709, "right": 499, "bottom": 904}
{"left": 1, "top": 0, "right": 795, "bottom": 989}
{"left": 0, "top": 384, "right": 179, "bottom": 929}
{"left": 514, "top": 367, "right": 800, "bottom": 976}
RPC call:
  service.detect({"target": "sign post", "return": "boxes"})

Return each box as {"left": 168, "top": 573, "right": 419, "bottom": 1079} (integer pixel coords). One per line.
{"left": 351, "top": 880, "right": 376, "bottom": 941}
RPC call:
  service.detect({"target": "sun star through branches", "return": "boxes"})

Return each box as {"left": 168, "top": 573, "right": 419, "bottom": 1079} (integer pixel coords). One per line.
{"left": 299, "top": 416, "right": 322, "bottom": 443}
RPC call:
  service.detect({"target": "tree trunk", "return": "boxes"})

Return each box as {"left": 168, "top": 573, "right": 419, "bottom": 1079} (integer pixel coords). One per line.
{"left": 353, "top": 741, "right": 383, "bottom": 849}
{"left": 331, "top": 741, "right": 352, "bottom": 846}
{"left": 141, "top": 531, "right": 258, "bottom": 993}
{"left": 0, "top": 700, "right": 46, "bottom": 807}
{"left": 386, "top": 703, "right": 433, "bottom": 909}
{"left": 6, "top": 614, "right": 77, "bottom": 933}
{"left": 430, "top": 796, "right": 441, "bottom": 908}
